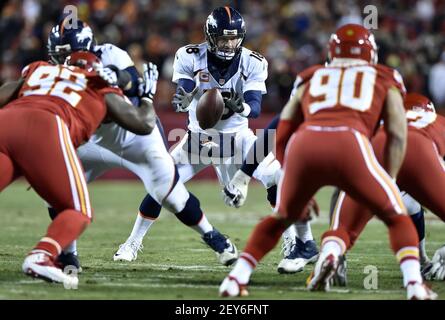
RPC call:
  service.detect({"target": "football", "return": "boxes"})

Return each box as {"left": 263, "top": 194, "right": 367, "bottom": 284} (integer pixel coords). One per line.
{"left": 196, "top": 88, "right": 225, "bottom": 129}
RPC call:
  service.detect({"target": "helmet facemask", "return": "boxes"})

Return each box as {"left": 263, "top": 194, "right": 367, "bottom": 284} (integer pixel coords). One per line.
{"left": 209, "top": 34, "right": 244, "bottom": 60}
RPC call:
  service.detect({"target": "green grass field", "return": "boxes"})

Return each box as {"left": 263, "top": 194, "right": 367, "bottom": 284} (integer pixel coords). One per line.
{"left": 0, "top": 181, "right": 443, "bottom": 300}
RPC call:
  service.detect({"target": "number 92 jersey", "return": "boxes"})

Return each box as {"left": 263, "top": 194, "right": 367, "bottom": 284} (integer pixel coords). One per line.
{"left": 172, "top": 42, "right": 268, "bottom": 134}
{"left": 295, "top": 61, "right": 406, "bottom": 138}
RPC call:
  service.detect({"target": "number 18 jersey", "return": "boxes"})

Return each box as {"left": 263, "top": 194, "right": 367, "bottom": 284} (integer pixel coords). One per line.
{"left": 297, "top": 59, "right": 406, "bottom": 138}
{"left": 172, "top": 42, "right": 268, "bottom": 134}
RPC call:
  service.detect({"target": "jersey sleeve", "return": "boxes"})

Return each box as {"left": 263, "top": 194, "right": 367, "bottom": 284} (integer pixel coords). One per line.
{"left": 172, "top": 46, "right": 195, "bottom": 83}
{"left": 377, "top": 64, "right": 407, "bottom": 97}
{"left": 99, "top": 44, "right": 134, "bottom": 70}
{"left": 89, "top": 75, "right": 124, "bottom": 97}
{"left": 21, "top": 61, "right": 49, "bottom": 79}
{"left": 289, "top": 65, "right": 323, "bottom": 98}
{"left": 243, "top": 53, "right": 268, "bottom": 94}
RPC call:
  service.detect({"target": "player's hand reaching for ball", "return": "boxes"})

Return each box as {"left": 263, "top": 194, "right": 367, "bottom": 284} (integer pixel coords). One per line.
{"left": 224, "top": 89, "right": 245, "bottom": 115}
{"left": 139, "top": 62, "right": 159, "bottom": 103}
{"left": 173, "top": 86, "right": 198, "bottom": 112}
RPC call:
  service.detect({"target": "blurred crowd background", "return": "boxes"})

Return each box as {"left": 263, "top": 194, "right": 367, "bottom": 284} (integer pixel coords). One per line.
{"left": 1, "top": 0, "right": 445, "bottom": 112}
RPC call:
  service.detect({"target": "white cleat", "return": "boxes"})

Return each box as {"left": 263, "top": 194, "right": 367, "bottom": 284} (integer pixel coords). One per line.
{"left": 307, "top": 252, "right": 338, "bottom": 291}
{"left": 219, "top": 276, "right": 249, "bottom": 297}
{"left": 277, "top": 258, "right": 307, "bottom": 274}
{"left": 406, "top": 281, "right": 438, "bottom": 300}
{"left": 113, "top": 240, "right": 143, "bottom": 262}
{"left": 22, "top": 252, "right": 78, "bottom": 287}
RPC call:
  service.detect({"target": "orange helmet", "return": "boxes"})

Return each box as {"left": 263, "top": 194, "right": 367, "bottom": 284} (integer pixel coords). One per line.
{"left": 404, "top": 93, "right": 435, "bottom": 113}
{"left": 65, "top": 51, "right": 101, "bottom": 72}
{"left": 328, "top": 24, "right": 378, "bottom": 64}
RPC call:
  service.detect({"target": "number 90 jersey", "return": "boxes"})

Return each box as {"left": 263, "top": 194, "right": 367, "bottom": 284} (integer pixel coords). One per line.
{"left": 172, "top": 42, "right": 268, "bottom": 134}
{"left": 295, "top": 60, "right": 406, "bottom": 138}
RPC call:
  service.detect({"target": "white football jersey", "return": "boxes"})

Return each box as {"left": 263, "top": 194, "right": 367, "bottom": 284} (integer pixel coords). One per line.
{"left": 89, "top": 43, "right": 137, "bottom": 149}
{"left": 173, "top": 42, "right": 268, "bottom": 134}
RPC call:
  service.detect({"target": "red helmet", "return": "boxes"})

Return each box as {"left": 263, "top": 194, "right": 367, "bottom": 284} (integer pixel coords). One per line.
{"left": 65, "top": 51, "right": 101, "bottom": 72}
{"left": 404, "top": 93, "right": 435, "bottom": 113}
{"left": 328, "top": 24, "right": 378, "bottom": 64}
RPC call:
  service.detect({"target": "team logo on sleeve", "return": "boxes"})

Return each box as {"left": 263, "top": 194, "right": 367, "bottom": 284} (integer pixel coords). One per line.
{"left": 199, "top": 72, "right": 210, "bottom": 82}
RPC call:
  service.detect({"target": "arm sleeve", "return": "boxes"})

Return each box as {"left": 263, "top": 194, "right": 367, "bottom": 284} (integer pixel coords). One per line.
{"left": 122, "top": 65, "right": 140, "bottom": 97}
{"left": 177, "top": 78, "right": 196, "bottom": 93}
{"left": 172, "top": 46, "right": 195, "bottom": 83}
{"left": 243, "top": 90, "right": 262, "bottom": 118}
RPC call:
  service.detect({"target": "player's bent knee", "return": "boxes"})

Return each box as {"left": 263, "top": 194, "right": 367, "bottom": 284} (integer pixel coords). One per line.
{"left": 162, "top": 182, "right": 189, "bottom": 213}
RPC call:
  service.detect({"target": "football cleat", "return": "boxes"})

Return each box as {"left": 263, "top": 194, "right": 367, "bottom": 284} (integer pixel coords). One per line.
{"left": 277, "top": 239, "right": 319, "bottom": 274}
{"left": 57, "top": 252, "right": 82, "bottom": 273}
{"left": 329, "top": 254, "right": 348, "bottom": 287}
{"left": 202, "top": 229, "right": 238, "bottom": 266}
{"left": 307, "top": 252, "right": 339, "bottom": 291}
{"left": 219, "top": 275, "right": 249, "bottom": 297}
{"left": 22, "top": 252, "right": 78, "bottom": 286}
{"left": 113, "top": 239, "right": 144, "bottom": 262}
{"left": 406, "top": 281, "right": 438, "bottom": 300}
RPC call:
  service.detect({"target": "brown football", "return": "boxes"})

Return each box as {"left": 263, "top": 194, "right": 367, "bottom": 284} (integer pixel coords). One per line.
{"left": 196, "top": 88, "right": 225, "bottom": 129}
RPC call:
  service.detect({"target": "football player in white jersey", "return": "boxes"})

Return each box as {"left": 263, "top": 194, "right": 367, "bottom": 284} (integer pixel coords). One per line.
{"left": 47, "top": 18, "right": 238, "bottom": 269}
{"left": 118, "top": 6, "right": 285, "bottom": 260}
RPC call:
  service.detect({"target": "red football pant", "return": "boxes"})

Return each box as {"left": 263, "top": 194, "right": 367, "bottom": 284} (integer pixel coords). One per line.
{"left": 277, "top": 127, "right": 416, "bottom": 254}
{"left": 333, "top": 128, "right": 445, "bottom": 249}
{"left": 0, "top": 108, "right": 92, "bottom": 257}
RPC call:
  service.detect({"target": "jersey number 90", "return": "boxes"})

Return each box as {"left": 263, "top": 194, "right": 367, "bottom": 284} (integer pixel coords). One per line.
{"left": 308, "top": 66, "right": 377, "bottom": 114}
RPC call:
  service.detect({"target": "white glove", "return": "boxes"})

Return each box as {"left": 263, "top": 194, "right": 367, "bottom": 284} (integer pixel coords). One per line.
{"left": 425, "top": 245, "right": 445, "bottom": 281}
{"left": 138, "top": 62, "right": 159, "bottom": 103}
{"left": 222, "top": 170, "right": 251, "bottom": 208}
{"left": 93, "top": 63, "right": 118, "bottom": 86}
{"left": 172, "top": 86, "right": 198, "bottom": 112}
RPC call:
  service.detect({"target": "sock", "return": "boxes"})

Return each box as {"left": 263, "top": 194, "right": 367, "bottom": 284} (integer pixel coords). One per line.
{"left": 321, "top": 240, "right": 342, "bottom": 257}
{"left": 409, "top": 208, "right": 425, "bottom": 243}
{"left": 33, "top": 209, "right": 90, "bottom": 257}
{"left": 175, "top": 193, "right": 213, "bottom": 235}
{"left": 400, "top": 258, "right": 422, "bottom": 287}
{"left": 229, "top": 254, "right": 255, "bottom": 284}
{"left": 419, "top": 238, "right": 429, "bottom": 262}
{"left": 295, "top": 221, "right": 314, "bottom": 243}
{"left": 191, "top": 214, "right": 213, "bottom": 236}
{"left": 243, "top": 215, "right": 287, "bottom": 265}
{"left": 63, "top": 240, "right": 78, "bottom": 255}
{"left": 282, "top": 224, "right": 297, "bottom": 242}
{"left": 139, "top": 194, "right": 162, "bottom": 220}
{"left": 128, "top": 212, "right": 155, "bottom": 243}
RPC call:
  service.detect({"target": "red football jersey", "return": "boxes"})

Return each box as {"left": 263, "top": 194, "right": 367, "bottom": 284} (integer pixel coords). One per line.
{"left": 6, "top": 61, "right": 122, "bottom": 147}
{"left": 297, "top": 61, "right": 406, "bottom": 138}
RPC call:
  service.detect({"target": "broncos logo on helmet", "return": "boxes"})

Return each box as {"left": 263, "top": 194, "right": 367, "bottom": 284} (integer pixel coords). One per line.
{"left": 47, "top": 18, "right": 95, "bottom": 64}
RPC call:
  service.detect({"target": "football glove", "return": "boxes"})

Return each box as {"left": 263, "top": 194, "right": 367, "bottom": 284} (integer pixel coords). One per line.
{"left": 138, "top": 62, "right": 159, "bottom": 103}
{"left": 93, "top": 63, "right": 118, "bottom": 86}
{"left": 224, "top": 89, "right": 245, "bottom": 114}
{"left": 424, "top": 245, "right": 445, "bottom": 281}
{"left": 172, "top": 86, "right": 198, "bottom": 112}
{"left": 222, "top": 170, "right": 251, "bottom": 208}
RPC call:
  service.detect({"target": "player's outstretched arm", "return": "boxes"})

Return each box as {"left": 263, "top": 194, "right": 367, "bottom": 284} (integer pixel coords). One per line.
{"left": 382, "top": 87, "right": 407, "bottom": 178}
{"left": 0, "top": 79, "right": 23, "bottom": 108}
{"left": 105, "top": 93, "right": 156, "bottom": 135}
